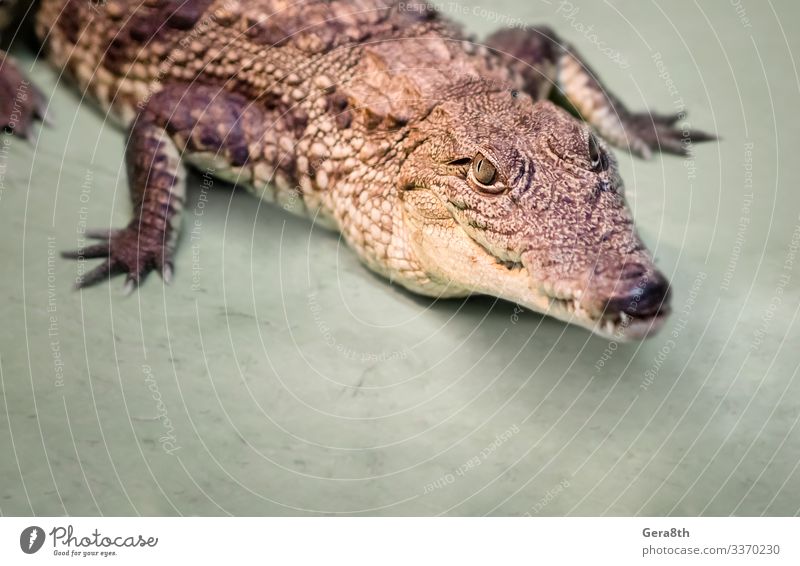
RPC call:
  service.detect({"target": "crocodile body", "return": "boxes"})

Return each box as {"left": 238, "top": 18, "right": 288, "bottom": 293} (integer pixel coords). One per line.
{"left": 0, "top": 0, "right": 714, "bottom": 340}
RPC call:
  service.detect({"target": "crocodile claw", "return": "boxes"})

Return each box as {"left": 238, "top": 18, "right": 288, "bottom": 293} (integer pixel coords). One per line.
{"left": 62, "top": 225, "right": 173, "bottom": 290}
{"left": 0, "top": 56, "right": 48, "bottom": 139}
{"left": 624, "top": 111, "right": 716, "bottom": 159}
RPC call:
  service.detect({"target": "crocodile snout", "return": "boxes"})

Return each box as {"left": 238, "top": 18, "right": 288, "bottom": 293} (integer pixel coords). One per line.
{"left": 583, "top": 263, "right": 671, "bottom": 321}
{"left": 604, "top": 267, "right": 671, "bottom": 318}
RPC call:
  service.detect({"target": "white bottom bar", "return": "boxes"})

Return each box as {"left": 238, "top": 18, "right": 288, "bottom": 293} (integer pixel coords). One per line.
{"left": 1, "top": 518, "right": 797, "bottom": 565}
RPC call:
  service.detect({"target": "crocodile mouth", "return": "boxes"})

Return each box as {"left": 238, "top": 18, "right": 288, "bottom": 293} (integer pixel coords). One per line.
{"left": 446, "top": 235, "right": 671, "bottom": 340}
{"left": 542, "top": 291, "right": 670, "bottom": 341}
{"left": 490, "top": 257, "right": 669, "bottom": 340}
{"left": 400, "top": 185, "right": 669, "bottom": 340}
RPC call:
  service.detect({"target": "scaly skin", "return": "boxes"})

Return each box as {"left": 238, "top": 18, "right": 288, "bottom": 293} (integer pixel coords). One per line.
{"left": 4, "top": 0, "right": 714, "bottom": 340}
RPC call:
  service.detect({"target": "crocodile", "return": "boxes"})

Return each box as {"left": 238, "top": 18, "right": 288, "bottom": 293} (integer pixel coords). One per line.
{"left": 0, "top": 0, "right": 714, "bottom": 340}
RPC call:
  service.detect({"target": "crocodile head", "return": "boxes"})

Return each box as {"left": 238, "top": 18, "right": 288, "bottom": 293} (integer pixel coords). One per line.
{"left": 399, "top": 93, "right": 670, "bottom": 341}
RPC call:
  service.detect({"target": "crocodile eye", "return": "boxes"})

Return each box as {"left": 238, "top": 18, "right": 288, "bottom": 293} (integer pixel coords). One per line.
{"left": 472, "top": 152, "right": 497, "bottom": 185}
{"left": 588, "top": 134, "right": 609, "bottom": 172}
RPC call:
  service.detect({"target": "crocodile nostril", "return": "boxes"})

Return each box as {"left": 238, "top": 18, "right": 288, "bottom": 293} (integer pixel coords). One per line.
{"left": 601, "top": 269, "right": 670, "bottom": 318}
{"left": 622, "top": 272, "right": 670, "bottom": 317}
{"left": 620, "top": 262, "right": 647, "bottom": 280}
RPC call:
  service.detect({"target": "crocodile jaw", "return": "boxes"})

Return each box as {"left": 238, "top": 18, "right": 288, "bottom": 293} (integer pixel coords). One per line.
{"left": 402, "top": 188, "right": 667, "bottom": 341}
{"left": 522, "top": 285, "right": 670, "bottom": 341}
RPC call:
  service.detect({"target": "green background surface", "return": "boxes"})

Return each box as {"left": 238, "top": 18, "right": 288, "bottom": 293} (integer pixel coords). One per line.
{"left": 1, "top": 0, "right": 798, "bottom": 516}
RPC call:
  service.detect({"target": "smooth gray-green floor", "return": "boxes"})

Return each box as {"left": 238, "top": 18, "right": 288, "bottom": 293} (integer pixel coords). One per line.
{"left": 1, "top": 0, "right": 799, "bottom": 516}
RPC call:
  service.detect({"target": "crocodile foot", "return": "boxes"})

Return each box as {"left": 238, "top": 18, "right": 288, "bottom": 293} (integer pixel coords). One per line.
{"left": 0, "top": 55, "right": 47, "bottom": 139}
{"left": 622, "top": 111, "right": 717, "bottom": 159}
{"left": 61, "top": 225, "right": 174, "bottom": 290}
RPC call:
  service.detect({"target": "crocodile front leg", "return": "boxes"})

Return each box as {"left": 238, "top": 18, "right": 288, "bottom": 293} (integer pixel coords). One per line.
{"left": 63, "top": 83, "right": 273, "bottom": 290}
{"left": 62, "top": 102, "right": 188, "bottom": 289}
{"left": 1, "top": 0, "right": 48, "bottom": 138}
{"left": 0, "top": 51, "right": 47, "bottom": 138}
{"left": 486, "top": 27, "right": 715, "bottom": 159}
